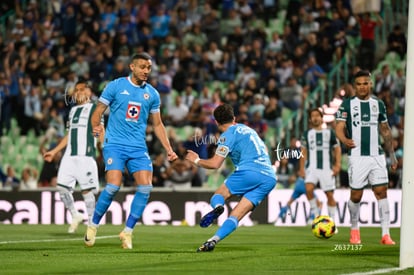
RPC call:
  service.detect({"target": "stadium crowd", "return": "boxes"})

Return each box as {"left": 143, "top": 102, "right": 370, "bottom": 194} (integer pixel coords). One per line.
{"left": 0, "top": 0, "right": 406, "bottom": 191}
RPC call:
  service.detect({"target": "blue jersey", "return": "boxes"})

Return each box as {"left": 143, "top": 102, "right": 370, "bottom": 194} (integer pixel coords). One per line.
{"left": 216, "top": 123, "right": 276, "bottom": 179}
{"left": 99, "top": 76, "right": 161, "bottom": 149}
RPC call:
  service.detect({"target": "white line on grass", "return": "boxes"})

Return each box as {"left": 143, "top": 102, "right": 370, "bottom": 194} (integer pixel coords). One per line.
{"left": 0, "top": 235, "right": 119, "bottom": 245}
{"left": 341, "top": 267, "right": 405, "bottom": 275}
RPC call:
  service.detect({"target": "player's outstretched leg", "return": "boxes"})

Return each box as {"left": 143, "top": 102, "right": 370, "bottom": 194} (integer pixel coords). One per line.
{"left": 197, "top": 240, "right": 217, "bottom": 252}
{"left": 200, "top": 205, "right": 224, "bottom": 228}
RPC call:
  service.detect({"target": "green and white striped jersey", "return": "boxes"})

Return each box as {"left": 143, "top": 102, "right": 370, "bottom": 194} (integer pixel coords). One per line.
{"left": 336, "top": 96, "right": 387, "bottom": 156}
{"left": 301, "top": 128, "right": 339, "bottom": 170}
{"left": 66, "top": 102, "right": 97, "bottom": 157}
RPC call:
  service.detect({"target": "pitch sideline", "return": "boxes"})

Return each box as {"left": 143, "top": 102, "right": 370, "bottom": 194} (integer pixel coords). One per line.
{"left": 341, "top": 267, "right": 405, "bottom": 275}
{"left": 0, "top": 235, "right": 119, "bottom": 245}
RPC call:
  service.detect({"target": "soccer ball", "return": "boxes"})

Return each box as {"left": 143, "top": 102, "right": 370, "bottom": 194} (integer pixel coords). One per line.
{"left": 311, "top": 215, "right": 336, "bottom": 239}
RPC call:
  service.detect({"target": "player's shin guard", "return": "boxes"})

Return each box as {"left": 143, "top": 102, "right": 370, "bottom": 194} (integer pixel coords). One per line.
{"left": 92, "top": 183, "right": 120, "bottom": 225}
{"left": 348, "top": 200, "right": 360, "bottom": 229}
{"left": 210, "top": 194, "right": 225, "bottom": 208}
{"left": 215, "top": 216, "right": 238, "bottom": 240}
{"left": 125, "top": 185, "right": 153, "bottom": 229}
{"left": 58, "top": 185, "right": 77, "bottom": 216}
{"left": 82, "top": 191, "right": 96, "bottom": 224}
{"left": 378, "top": 198, "right": 390, "bottom": 236}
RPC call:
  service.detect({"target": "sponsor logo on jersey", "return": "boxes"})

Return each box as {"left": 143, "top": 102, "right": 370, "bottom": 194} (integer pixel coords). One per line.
{"left": 216, "top": 145, "right": 229, "bottom": 157}
{"left": 107, "top": 158, "right": 113, "bottom": 165}
{"left": 144, "top": 93, "right": 150, "bottom": 100}
{"left": 121, "top": 90, "right": 130, "bottom": 95}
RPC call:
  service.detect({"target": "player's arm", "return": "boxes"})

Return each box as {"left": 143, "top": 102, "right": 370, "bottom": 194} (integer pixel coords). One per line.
{"left": 335, "top": 120, "right": 355, "bottom": 148}
{"left": 186, "top": 150, "right": 226, "bottom": 169}
{"left": 43, "top": 135, "right": 68, "bottom": 162}
{"left": 298, "top": 146, "right": 307, "bottom": 178}
{"left": 379, "top": 121, "right": 398, "bottom": 170}
{"left": 332, "top": 145, "right": 341, "bottom": 176}
{"left": 91, "top": 102, "right": 107, "bottom": 137}
{"left": 151, "top": 111, "right": 178, "bottom": 161}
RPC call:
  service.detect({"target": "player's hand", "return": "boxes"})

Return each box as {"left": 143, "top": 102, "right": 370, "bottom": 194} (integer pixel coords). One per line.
{"left": 43, "top": 151, "right": 55, "bottom": 162}
{"left": 332, "top": 165, "right": 340, "bottom": 176}
{"left": 389, "top": 153, "right": 398, "bottom": 171}
{"left": 185, "top": 150, "right": 199, "bottom": 163}
{"left": 343, "top": 138, "right": 356, "bottom": 149}
{"left": 167, "top": 150, "right": 178, "bottom": 162}
{"left": 92, "top": 125, "right": 104, "bottom": 137}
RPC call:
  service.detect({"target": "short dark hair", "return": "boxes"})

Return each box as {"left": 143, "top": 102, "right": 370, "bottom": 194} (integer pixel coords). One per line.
{"left": 353, "top": 70, "right": 371, "bottom": 80}
{"left": 130, "top": 52, "right": 152, "bottom": 63}
{"left": 213, "top": 104, "right": 234, "bottom": 125}
{"left": 308, "top": 107, "right": 323, "bottom": 118}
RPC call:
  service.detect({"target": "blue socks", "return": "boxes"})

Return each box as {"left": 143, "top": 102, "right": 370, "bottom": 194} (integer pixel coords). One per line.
{"left": 210, "top": 194, "right": 225, "bottom": 208}
{"left": 216, "top": 216, "right": 238, "bottom": 240}
{"left": 92, "top": 183, "right": 120, "bottom": 225}
{"left": 125, "top": 185, "right": 153, "bottom": 229}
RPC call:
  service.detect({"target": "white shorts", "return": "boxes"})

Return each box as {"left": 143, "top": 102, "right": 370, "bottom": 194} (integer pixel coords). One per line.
{"left": 348, "top": 155, "right": 389, "bottom": 189}
{"left": 57, "top": 155, "right": 99, "bottom": 191}
{"left": 305, "top": 168, "right": 336, "bottom": 191}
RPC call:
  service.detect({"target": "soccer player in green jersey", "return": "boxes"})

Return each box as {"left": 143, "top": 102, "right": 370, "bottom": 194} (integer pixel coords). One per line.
{"left": 336, "top": 70, "right": 398, "bottom": 245}
{"left": 299, "top": 108, "right": 341, "bottom": 225}
{"left": 44, "top": 80, "right": 104, "bottom": 233}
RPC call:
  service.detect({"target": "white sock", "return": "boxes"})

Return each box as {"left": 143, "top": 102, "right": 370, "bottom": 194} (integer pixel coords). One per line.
{"left": 82, "top": 191, "right": 96, "bottom": 225}
{"left": 378, "top": 198, "right": 390, "bottom": 236}
{"left": 309, "top": 198, "right": 319, "bottom": 216}
{"left": 348, "top": 200, "right": 360, "bottom": 229}
{"left": 58, "top": 186, "right": 78, "bottom": 216}
{"left": 328, "top": 206, "right": 336, "bottom": 220}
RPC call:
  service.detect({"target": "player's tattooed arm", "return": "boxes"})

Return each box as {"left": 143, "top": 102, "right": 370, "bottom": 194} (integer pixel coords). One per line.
{"left": 379, "top": 122, "right": 397, "bottom": 170}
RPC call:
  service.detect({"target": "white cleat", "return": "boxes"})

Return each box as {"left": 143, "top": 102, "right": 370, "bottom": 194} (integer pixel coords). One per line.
{"left": 68, "top": 213, "right": 84, "bottom": 234}
{"left": 84, "top": 226, "right": 97, "bottom": 247}
{"left": 119, "top": 231, "right": 133, "bottom": 249}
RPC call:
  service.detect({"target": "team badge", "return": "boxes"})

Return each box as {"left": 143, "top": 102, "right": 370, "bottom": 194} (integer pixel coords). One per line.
{"left": 126, "top": 101, "right": 141, "bottom": 122}
{"left": 144, "top": 93, "right": 150, "bottom": 100}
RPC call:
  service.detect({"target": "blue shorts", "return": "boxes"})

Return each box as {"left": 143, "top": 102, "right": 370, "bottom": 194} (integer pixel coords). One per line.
{"left": 103, "top": 144, "right": 153, "bottom": 173}
{"left": 225, "top": 170, "right": 276, "bottom": 207}
{"left": 291, "top": 177, "right": 306, "bottom": 200}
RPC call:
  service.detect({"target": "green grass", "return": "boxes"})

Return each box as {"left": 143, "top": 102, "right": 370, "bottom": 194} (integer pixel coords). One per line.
{"left": 0, "top": 225, "right": 410, "bottom": 275}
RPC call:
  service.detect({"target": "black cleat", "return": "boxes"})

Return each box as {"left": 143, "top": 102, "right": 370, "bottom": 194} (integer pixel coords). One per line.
{"left": 200, "top": 205, "right": 224, "bottom": 228}
{"left": 197, "top": 240, "right": 217, "bottom": 252}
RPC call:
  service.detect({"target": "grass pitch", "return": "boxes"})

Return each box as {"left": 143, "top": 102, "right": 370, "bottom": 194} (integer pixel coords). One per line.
{"left": 0, "top": 224, "right": 409, "bottom": 275}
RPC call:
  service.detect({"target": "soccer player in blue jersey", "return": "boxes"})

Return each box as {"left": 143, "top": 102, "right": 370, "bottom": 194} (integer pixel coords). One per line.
{"left": 84, "top": 52, "right": 178, "bottom": 249}
{"left": 274, "top": 176, "right": 322, "bottom": 225}
{"left": 186, "top": 103, "right": 277, "bottom": 252}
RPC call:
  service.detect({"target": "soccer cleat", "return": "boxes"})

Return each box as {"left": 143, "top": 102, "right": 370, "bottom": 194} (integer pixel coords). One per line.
{"left": 349, "top": 229, "right": 361, "bottom": 244}
{"left": 197, "top": 240, "right": 217, "bottom": 252}
{"left": 278, "top": 206, "right": 288, "bottom": 219}
{"left": 119, "top": 231, "right": 133, "bottom": 249}
{"left": 381, "top": 234, "right": 396, "bottom": 245}
{"left": 200, "top": 205, "right": 224, "bottom": 228}
{"left": 84, "top": 226, "right": 97, "bottom": 247}
{"left": 68, "top": 213, "right": 84, "bottom": 234}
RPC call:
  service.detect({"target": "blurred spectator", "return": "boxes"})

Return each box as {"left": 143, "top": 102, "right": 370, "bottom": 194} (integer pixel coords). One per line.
{"left": 263, "top": 96, "right": 282, "bottom": 128}
{"left": 21, "top": 85, "right": 42, "bottom": 136}
{"left": 167, "top": 95, "right": 189, "bottom": 127}
{"left": 20, "top": 166, "right": 38, "bottom": 190}
{"left": 1, "top": 165, "right": 20, "bottom": 191}
{"left": 280, "top": 76, "right": 303, "bottom": 111}
{"left": 249, "top": 111, "right": 268, "bottom": 141}
{"left": 165, "top": 157, "right": 198, "bottom": 190}
{"left": 386, "top": 24, "right": 407, "bottom": 59}
{"left": 150, "top": 4, "right": 171, "bottom": 41}
{"left": 304, "top": 55, "right": 326, "bottom": 90}
{"left": 152, "top": 152, "right": 168, "bottom": 187}
{"left": 374, "top": 64, "right": 393, "bottom": 95}
{"left": 356, "top": 12, "right": 383, "bottom": 71}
